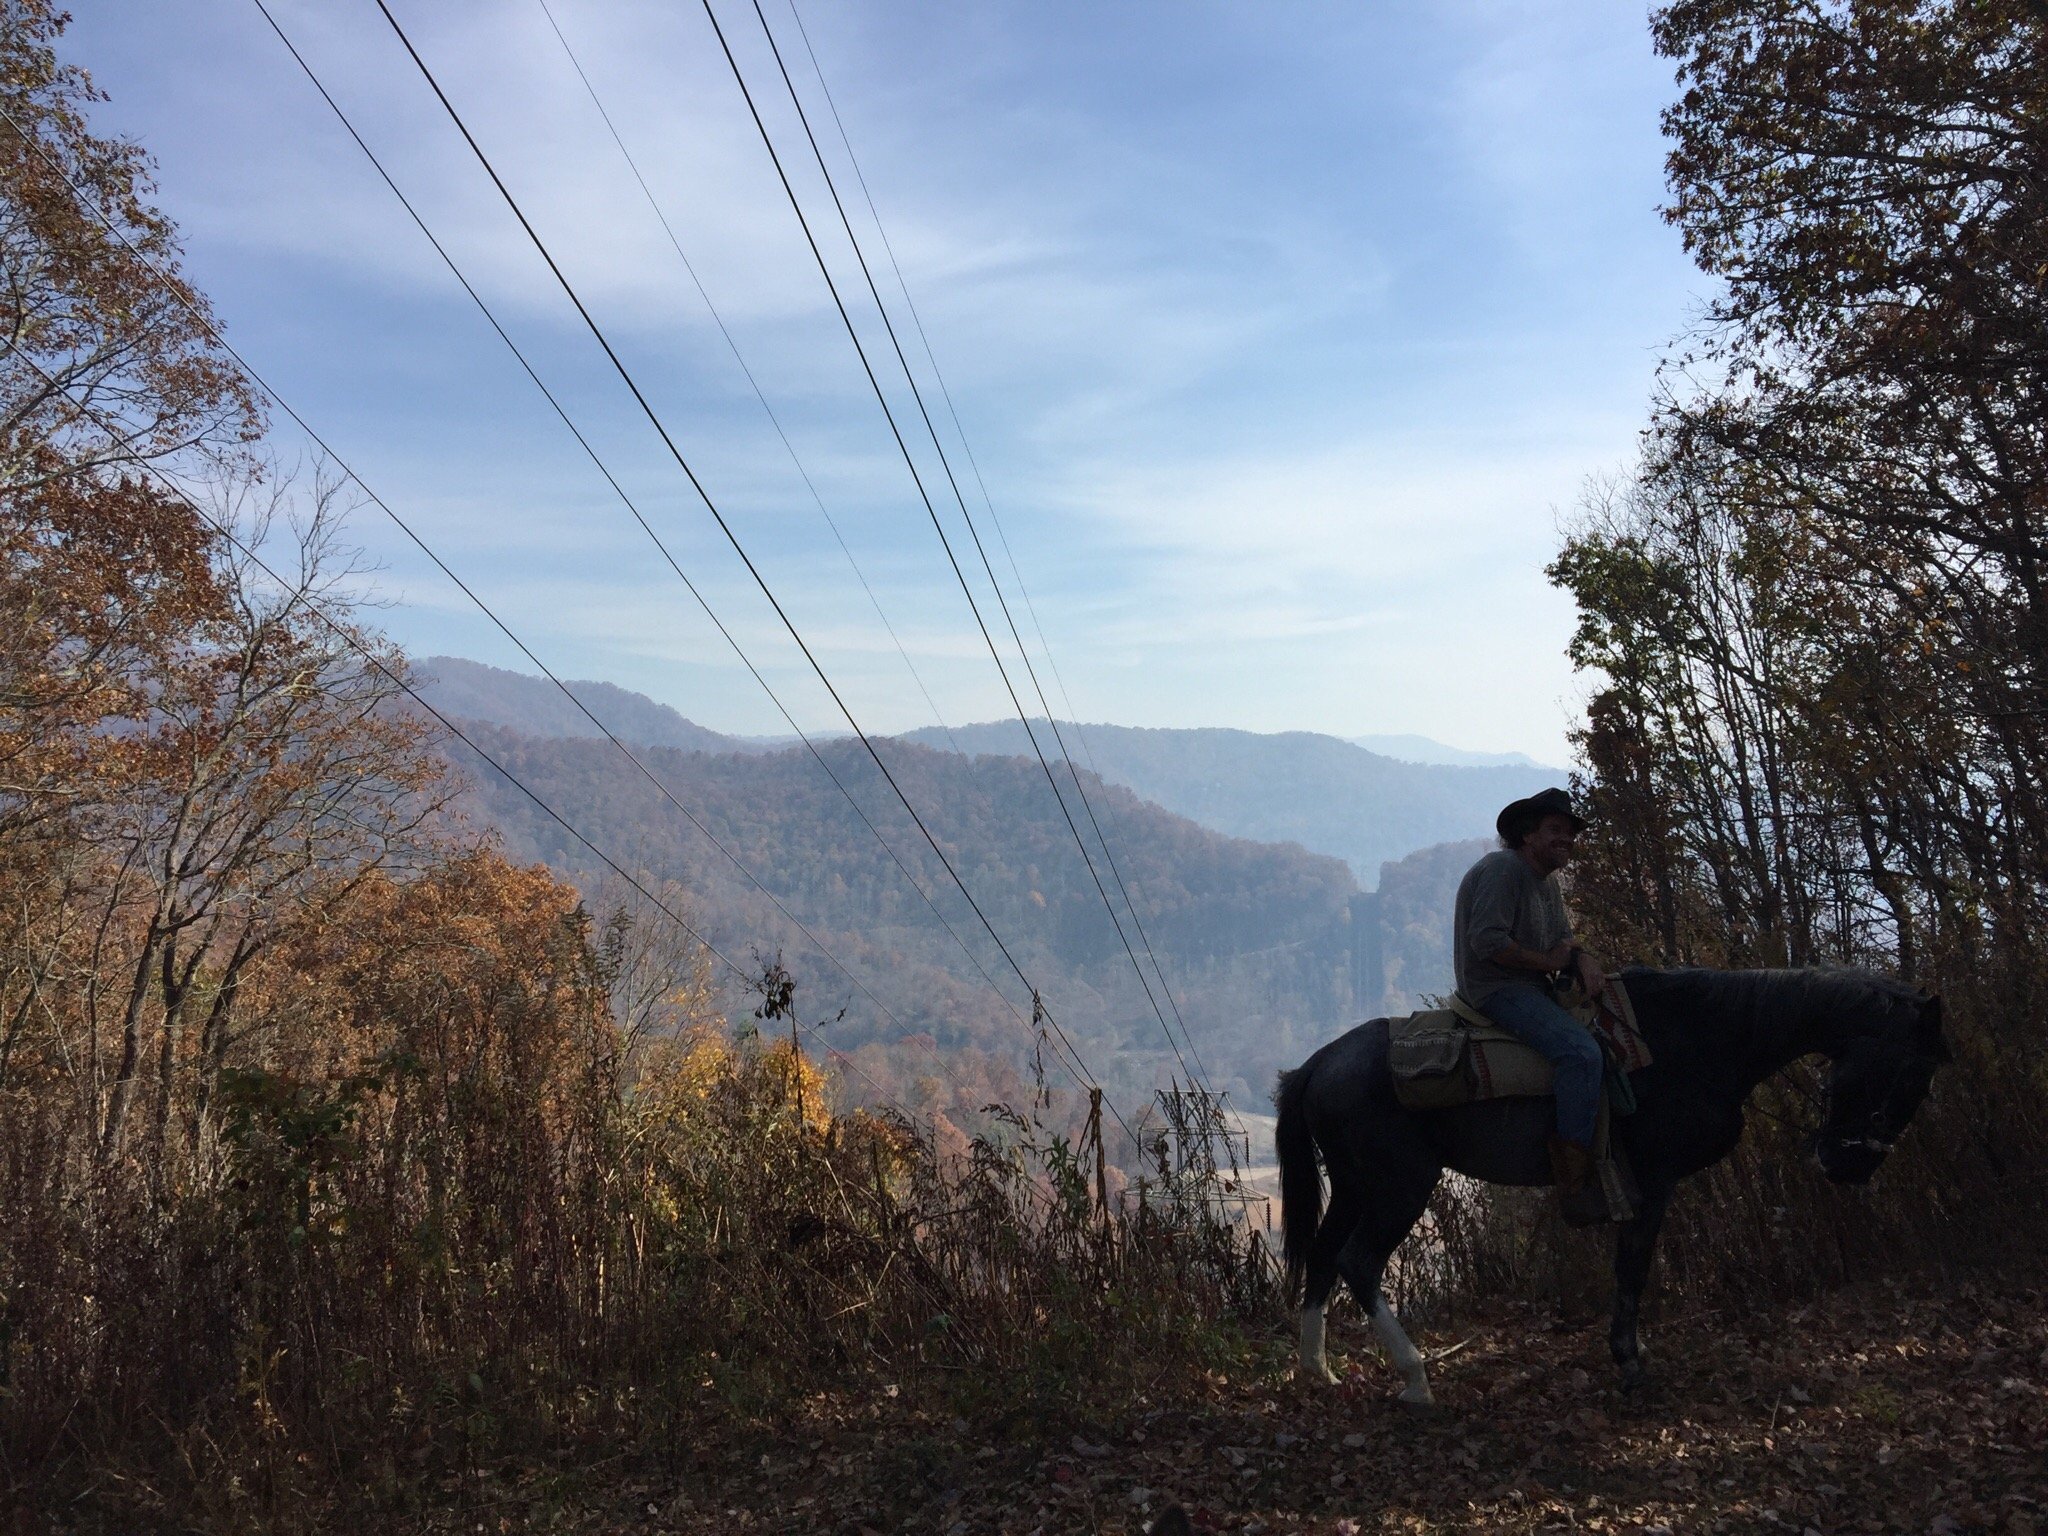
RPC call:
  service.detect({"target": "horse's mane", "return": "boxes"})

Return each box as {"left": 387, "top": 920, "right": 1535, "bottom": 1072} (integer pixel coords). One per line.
{"left": 1620, "top": 963, "right": 1919, "bottom": 1040}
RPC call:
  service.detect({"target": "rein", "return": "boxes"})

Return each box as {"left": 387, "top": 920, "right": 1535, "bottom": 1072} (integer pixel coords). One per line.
{"left": 1824, "top": 1038, "right": 1928, "bottom": 1155}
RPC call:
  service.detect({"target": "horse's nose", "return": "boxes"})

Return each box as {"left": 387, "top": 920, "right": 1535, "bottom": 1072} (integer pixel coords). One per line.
{"left": 1817, "top": 1138, "right": 1886, "bottom": 1185}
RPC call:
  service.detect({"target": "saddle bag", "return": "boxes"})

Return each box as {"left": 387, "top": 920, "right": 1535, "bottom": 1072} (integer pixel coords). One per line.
{"left": 1385, "top": 1014, "right": 1475, "bottom": 1109}
{"left": 1381, "top": 989, "right": 1648, "bottom": 1223}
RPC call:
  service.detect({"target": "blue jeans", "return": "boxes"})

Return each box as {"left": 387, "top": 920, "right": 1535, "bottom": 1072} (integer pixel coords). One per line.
{"left": 1477, "top": 983, "right": 1603, "bottom": 1149}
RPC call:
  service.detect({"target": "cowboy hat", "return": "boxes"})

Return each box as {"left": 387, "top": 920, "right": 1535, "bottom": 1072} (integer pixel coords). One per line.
{"left": 1496, "top": 787, "right": 1587, "bottom": 844}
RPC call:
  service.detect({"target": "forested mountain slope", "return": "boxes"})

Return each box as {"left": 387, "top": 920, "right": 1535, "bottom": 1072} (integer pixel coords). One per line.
{"left": 1353, "top": 836, "right": 1495, "bottom": 1015}
{"left": 444, "top": 723, "right": 1365, "bottom": 1107}
{"left": 420, "top": 656, "right": 771, "bottom": 755}
{"left": 898, "top": 719, "right": 1555, "bottom": 880}
{"left": 415, "top": 660, "right": 1557, "bottom": 884}
{"left": 418, "top": 661, "right": 1524, "bottom": 1101}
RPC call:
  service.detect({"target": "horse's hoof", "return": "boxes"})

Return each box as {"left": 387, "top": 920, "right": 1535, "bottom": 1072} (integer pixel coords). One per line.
{"left": 1396, "top": 1388, "right": 1438, "bottom": 1413}
{"left": 1618, "top": 1360, "right": 1647, "bottom": 1394}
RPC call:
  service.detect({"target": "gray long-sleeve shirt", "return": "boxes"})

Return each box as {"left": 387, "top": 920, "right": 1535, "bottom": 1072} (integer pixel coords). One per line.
{"left": 1453, "top": 848, "right": 1574, "bottom": 1004}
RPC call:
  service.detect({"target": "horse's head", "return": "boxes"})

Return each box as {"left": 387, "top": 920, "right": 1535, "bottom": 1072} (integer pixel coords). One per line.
{"left": 1815, "top": 989, "right": 1950, "bottom": 1185}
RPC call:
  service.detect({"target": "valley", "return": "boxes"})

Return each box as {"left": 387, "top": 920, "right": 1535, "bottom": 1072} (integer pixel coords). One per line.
{"left": 418, "top": 657, "right": 1542, "bottom": 1120}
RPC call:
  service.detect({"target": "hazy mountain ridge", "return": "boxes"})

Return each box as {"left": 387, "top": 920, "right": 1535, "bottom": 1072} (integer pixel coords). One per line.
{"left": 419, "top": 659, "right": 1510, "bottom": 1101}
{"left": 895, "top": 719, "right": 1556, "bottom": 882}
{"left": 1351, "top": 733, "right": 1554, "bottom": 770}
{"left": 442, "top": 722, "right": 1365, "bottom": 1105}
{"left": 1356, "top": 836, "right": 1495, "bottom": 1014}
{"left": 419, "top": 658, "right": 1558, "bottom": 885}
{"left": 420, "top": 656, "right": 772, "bottom": 756}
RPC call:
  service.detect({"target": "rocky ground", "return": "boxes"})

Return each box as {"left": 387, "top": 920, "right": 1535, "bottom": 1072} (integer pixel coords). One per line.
{"left": 422, "top": 1267, "right": 2044, "bottom": 1535}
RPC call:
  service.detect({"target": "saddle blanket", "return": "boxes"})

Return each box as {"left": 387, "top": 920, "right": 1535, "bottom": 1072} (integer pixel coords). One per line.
{"left": 1387, "top": 980, "right": 1652, "bottom": 1112}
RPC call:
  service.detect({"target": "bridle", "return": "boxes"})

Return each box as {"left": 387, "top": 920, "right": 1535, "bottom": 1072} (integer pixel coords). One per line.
{"left": 1821, "top": 1042, "right": 1929, "bottom": 1157}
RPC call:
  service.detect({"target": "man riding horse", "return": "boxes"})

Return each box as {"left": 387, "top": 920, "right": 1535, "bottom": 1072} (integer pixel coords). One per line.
{"left": 1276, "top": 787, "right": 1948, "bottom": 1403}
{"left": 1456, "top": 787, "right": 1610, "bottom": 1225}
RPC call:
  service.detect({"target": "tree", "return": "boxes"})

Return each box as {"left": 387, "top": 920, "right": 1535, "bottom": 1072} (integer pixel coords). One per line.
{"left": 0, "top": 470, "right": 222, "bottom": 843}
{"left": 1552, "top": 444, "right": 1949, "bottom": 972}
{"left": 88, "top": 469, "right": 450, "bottom": 1167}
{"left": 1652, "top": 0, "right": 2048, "bottom": 938}
{"left": 0, "top": 0, "right": 258, "bottom": 489}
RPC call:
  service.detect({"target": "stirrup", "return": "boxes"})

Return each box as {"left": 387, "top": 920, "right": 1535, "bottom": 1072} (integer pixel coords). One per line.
{"left": 1595, "top": 1152, "right": 1640, "bottom": 1223}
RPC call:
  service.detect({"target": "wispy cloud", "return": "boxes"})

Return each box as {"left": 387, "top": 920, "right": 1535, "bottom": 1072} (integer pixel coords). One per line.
{"left": 71, "top": 0, "right": 1697, "bottom": 761}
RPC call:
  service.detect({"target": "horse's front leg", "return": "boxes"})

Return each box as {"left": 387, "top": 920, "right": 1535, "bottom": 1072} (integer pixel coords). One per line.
{"left": 1610, "top": 1185, "right": 1669, "bottom": 1392}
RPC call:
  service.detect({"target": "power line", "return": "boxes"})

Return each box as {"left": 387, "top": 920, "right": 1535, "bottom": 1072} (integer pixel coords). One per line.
{"left": 364, "top": 0, "right": 1136, "bottom": 1147}
{"left": 712, "top": 0, "right": 1209, "bottom": 1093}
{"left": 0, "top": 94, "right": 997, "bottom": 1123}
{"left": 218, "top": 9, "right": 1009, "bottom": 1122}
{"left": 530, "top": 0, "right": 964, "bottom": 759}
{"left": 30, "top": 0, "right": 1156, "bottom": 1157}
{"left": 781, "top": 0, "right": 1214, "bottom": 1092}
{"left": 11, "top": 276, "right": 1016, "bottom": 1172}
{"left": 739, "top": 0, "right": 1211, "bottom": 1094}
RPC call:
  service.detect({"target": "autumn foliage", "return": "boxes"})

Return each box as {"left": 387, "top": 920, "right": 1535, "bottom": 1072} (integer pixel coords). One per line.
{"left": 1537, "top": 0, "right": 2048, "bottom": 1305}
{"left": 0, "top": 10, "right": 1275, "bottom": 1527}
{"left": 6, "top": 0, "right": 2047, "bottom": 1529}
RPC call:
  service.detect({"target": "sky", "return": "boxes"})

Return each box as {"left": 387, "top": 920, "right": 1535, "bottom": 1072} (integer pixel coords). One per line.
{"left": 64, "top": 1, "right": 1703, "bottom": 764}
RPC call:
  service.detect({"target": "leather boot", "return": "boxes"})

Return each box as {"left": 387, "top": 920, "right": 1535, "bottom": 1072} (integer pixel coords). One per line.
{"left": 1546, "top": 1134, "right": 1610, "bottom": 1227}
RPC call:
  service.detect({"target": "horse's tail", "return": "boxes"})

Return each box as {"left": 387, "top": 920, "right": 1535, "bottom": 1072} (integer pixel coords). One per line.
{"left": 1273, "top": 1062, "right": 1321, "bottom": 1305}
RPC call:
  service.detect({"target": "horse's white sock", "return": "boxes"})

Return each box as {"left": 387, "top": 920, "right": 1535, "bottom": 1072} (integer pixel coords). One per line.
{"left": 1370, "top": 1293, "right": 1432, "bottom": 1405}
{"left": 1300, "top": 1304, "right": 1337, "bottom": 1383}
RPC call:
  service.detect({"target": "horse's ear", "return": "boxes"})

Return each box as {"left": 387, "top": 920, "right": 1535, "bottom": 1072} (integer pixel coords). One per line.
{"left": 1917, "top": 993, "right": 1951, "bottom": 1063}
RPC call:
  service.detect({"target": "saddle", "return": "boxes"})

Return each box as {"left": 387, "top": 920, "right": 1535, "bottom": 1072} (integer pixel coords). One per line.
{"left": 1386, "top": 981, "right": 1652, "bottom": 1222}
{"left": 1386, "top": 979, "right": 1651, "bottom": 1112}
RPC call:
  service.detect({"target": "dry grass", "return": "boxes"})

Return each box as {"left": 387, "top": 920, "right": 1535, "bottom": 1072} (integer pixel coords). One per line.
{"left": 0, "top": 983, "right": 1277, "bottom": 1532}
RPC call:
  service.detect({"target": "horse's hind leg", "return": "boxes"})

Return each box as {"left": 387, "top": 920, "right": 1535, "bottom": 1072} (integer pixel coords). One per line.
{"left": 1299, "top": 1191, "right": 1361, "bottom": 1384}
{"left": 1333, "top": 1169, "right": 1440, "bottom": 1406}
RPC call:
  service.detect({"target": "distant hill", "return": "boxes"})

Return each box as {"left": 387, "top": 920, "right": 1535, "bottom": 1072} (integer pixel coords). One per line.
{"left": 895, "top": 719, "right": 1555, "bottom": 883}
{"left": 1355, "top": 836, "right": 1494, "bottom": 1014}
{"left": 441, "top": 724, "right": 1364, "bottom": 1108}
{"left": 1351, "top": 733, "right": 1557, "bottom": 771}
{"left": 417, "top": 657, "right": 769, "bottom": 756}
{"left": 416, "top": 660, "right": 1553, "bottom": 885}
{"left": 415, "top": 659, "right": 1548, "bottom": 1100}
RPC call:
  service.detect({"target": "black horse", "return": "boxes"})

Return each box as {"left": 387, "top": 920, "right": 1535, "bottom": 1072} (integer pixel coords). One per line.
{"left": 1274, "top": 966, "right": 1949, "bottom": 1404}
